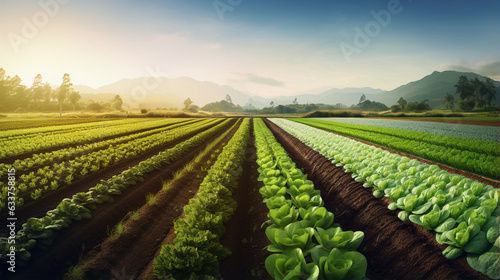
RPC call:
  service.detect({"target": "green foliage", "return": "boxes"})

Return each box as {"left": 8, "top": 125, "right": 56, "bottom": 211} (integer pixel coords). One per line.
{"left": 265, "top": 248, "right": 320, "bottom": 280}
{"left": 254, "top": 119, "right": 367, "bottom": 280}
{"left": 292, "top": 118, "right": 499, "bottom": 178}
{"left": 311, "top": 247, "right": 367, "bottom": 280}
{"left": 271, "top": 118, "right": 500, "bottom": 277}
{"left": 0, "top": 118, "right": 233, "bottom": 267}
{"left": 154, "top": 119, "right": 251, "bottom": 279}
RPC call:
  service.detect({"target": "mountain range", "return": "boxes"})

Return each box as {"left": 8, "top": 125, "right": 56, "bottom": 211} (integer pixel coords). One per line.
{"left": 74, "top": 70, "right": 500, "bottom": 110}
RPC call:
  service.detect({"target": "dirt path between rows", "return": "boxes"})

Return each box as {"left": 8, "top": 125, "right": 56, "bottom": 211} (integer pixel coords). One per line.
{"left": 306, "top": 124, "right": 499, "bottom": 187}
{"left": 219, "top": 119, "right": 271, "bottom": 280}
{"left": 264, "top": 118, "right": 488, "bottom": 280}
{"left": 0, "top": 119, "right": 224, "bottom": 224}
{"left": 78, "top": 119, "right": 242, "bottom": 280}
{"left": 4, "top": 119, "right": 235, "bottom": 280}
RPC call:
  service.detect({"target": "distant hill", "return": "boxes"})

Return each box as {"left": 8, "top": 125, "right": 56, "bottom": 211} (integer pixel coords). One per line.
{"left": 371, "top": 71, "right": 500, "bottom": 108}
{"left": 73, "top": 70, "right": 500, "bottom": 110}
{"left": 246, "top": 87, "right": 384, "bottom": 108}
{"left": 74, "top": 77, "right": 252, "bottom": 110}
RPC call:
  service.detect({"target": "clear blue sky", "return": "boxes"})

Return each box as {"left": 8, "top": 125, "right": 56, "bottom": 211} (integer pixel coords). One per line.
{"left": 1, "top": 0, "right": 499, "bottom": 96}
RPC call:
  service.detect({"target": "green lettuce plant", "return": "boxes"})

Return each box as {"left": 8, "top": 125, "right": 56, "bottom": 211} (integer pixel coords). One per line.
{"left": 310, "top": 247, "right": 367, "bottom": 280}
{"left": 314, "top": 227, "right": 364, "bottom": 251}
{"left": 267, "top": 204, "right": 300, "bottom": 228}
{"left": 265, "top": 248, "right": 320, "bottom": 280}
{"left": 266, "top": 221, "right": 315, "bottom": 253}
{"left": 299, "top": 207, "right": 334, "bottom": 229}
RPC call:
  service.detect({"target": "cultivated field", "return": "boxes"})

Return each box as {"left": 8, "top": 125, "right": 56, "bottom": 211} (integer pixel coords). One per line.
{"left": 0, "top": 117, "right": 498, "bottom": 280}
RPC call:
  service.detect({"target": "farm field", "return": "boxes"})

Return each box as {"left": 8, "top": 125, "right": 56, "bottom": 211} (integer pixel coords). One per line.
{"left": 0, "top": 117, "right": 498, "bottom": 280}
{"left": 314, "top": 117, "right": 500, "bottom": 142}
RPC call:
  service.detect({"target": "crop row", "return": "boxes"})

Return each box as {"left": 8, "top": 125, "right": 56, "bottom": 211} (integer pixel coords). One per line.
{"left": 254, "top": 119, "right": 367, "bottom": 280}
{"left": 293, "top": 118, "right": 500, "bottom": 178}
{"left": 271, "top": 118, "right": 500, "bottom": 279}
{"left": 153, "top": 118, "right": 251, "bottom": 279}
{"left": 0, "top": 119, "right": 201, "bottom": 177}
{"left": 315, "top": 117, "right": 499, "bottom": 142}
{"left": 0, "top": 118, "right": 151, "bottom": 140}
{"left": 0, "top": 118, "right": 223, "bottom": 212}
{"left": 297, "top": 118, "right": 498, "bottom": 157}
{"left": 0, "top": 117, "right": 127, "bottom": 131}
{"left": 0, "top": 118, "right": 187, "bottom": 160}
{"left": 0, "top": 118, "right": 233, "bottom": 269}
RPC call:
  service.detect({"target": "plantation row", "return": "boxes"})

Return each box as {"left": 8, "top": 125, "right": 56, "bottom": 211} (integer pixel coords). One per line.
{"left": 0, "top": 118, "right": 187, "bottom": 160}
{"left": 0, "top": 118, "right": 119, "bottom": 131}
{"left": 271, "top": 118, "right": 500, "bottom": 279}
{"left": 316, "top": 117, "right": 499, "bottom": 142}
{"left": 0, "top": 118, "right": 151, "bottom": 141}
{"left": 0, "top": 118, "right": 221, "bottom": 211}
{"left": 0, "top": 118, "right": 233, "bottom": 272}
{"left": 154, "top": 119, "right": 251, "bottom": 279}
{"left": 1, "top": 117, "right": 497, "bottom": 279}
{"left": 294, "top": 118, "right": 499, "bottom": 178}
{"left": 0, "top": 119, "right": 200, "bottom": 176}
{"left": 254, "top": 119, "right": 367, "bottom": 280}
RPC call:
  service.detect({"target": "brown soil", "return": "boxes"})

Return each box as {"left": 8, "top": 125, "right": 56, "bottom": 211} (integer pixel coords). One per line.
{"left": 0, "top": 119, "right": 224, "bottom": 224}
{"left": 219, "top": 119, "right": 271, "bottom": 280}
{"left": 264, "top": 118, "right": 489, "bottom": 280}
{"left": 77, "top": 119, "right": 243, "bottom": 280}
{"left": 371, "top": 117, "right": 500, "bottom": 127}
{"left": 4, "top": 119, "right": 235, "bottom": 280}
{"left": 310, "top": 125, "right": 499, "bottom": 188}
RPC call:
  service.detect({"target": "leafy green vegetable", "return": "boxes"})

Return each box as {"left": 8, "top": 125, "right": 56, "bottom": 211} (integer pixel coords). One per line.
{"left": 265, "top": 248, "right": 320, "bottom": 280}
{"left": 268, "top": 204, "right": 300, "bottom": 228}
{"left": 314, "top": 227, "right": 364, "bottom": 251}
{"left": 311, "top": 247, "right": 367, "bottom": 280}
{"left": 266, "top": 221, "right": 315, "bottom": 253}
{"left": 299, "top": 207, "right": 334, "bottom": 229}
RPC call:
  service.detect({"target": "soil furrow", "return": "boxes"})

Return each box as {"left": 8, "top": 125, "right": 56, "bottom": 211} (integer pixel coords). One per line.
{"left": 219, "top": 119, "right": 271, "bottom": 280}
{"left": 4, "top": 119, "right": 236, "bottom": 280}
{"left": 0, "top": 119, "right": 223, "bottom": 224}
{"left": 297, "top": 120, "right": 500, "bottom": 187}
{"left": 79, "top": 119, "right": 243, "bottom": 280}
{"left": 264, "top": 118, "right": 488, "bottom": 280}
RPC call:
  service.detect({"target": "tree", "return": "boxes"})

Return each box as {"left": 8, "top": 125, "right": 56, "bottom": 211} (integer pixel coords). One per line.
{"left": 470, "top": 78, "right": 487, "bottom": 108}
{"left": 68, "top": 91, "right": 81, "bottom": 110}
{"left": 458, "top": 98, "right": 475, "bottom": 111}
{"left": 0, "top": 68, "right": 11, "bottom": 111}
{"left": 9, "top": 75, "right": 29, "bottom": 111}
{"left": 359, "top": 94, "right": 366, "bottom": 104}
{"left": 42, "top": 82, "right": 52, "bottom": 104}
{"left": 390, "top": 104, "right": 401, "bottom": 113}
{"left": 270, "top": 101, "right": 274, "bottom": 108}
{"left": 455, "top": 75, "right": 473, "bottom": 101}
{"left": 484, "top": 78, "right": 497, "bottom": 108}
{"left": 57, "top": 73, "right": 72, "bottom": 117}
{"left": 397, "top": 97, "right": 407, "bottom": 112}
{"left": 112, "top": 95, "right": 123, "bottom": 110}
{"left": 183, "top": 97, "right": 193, "bottom": 111}
{"left": 30, "top": 74, "right": 44, "bottom": 106}
{"left": 187, "top": 105, "right": 199, "bottom": 113}
{"left": 225, "top": 94, "right": 232, "bottom": 104}
{"left": 293, "top": 98, "right": 298, "bottom": 105}
{"left": 442, "top": 93, "right": 455, "bottom": 110}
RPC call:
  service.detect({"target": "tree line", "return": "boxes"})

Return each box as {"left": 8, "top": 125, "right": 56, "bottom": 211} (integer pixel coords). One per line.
{"left": 443, "top": 76, "right": 496, "bottom": 111}
{"left": 0, "top": 68, "right": 123, "bottom": 115}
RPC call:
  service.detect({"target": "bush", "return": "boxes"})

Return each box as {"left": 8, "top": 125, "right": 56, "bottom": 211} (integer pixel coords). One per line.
{"left": 390, "top": 105, "right": 402, "bottom": 113}
{"left": 140, "top": 109, "right": 148, "bottom": 114}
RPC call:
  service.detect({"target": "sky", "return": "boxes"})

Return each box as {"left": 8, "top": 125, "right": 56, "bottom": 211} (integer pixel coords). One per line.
{"left": 1, "top": 0, "right": 499, "bottom": 97}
